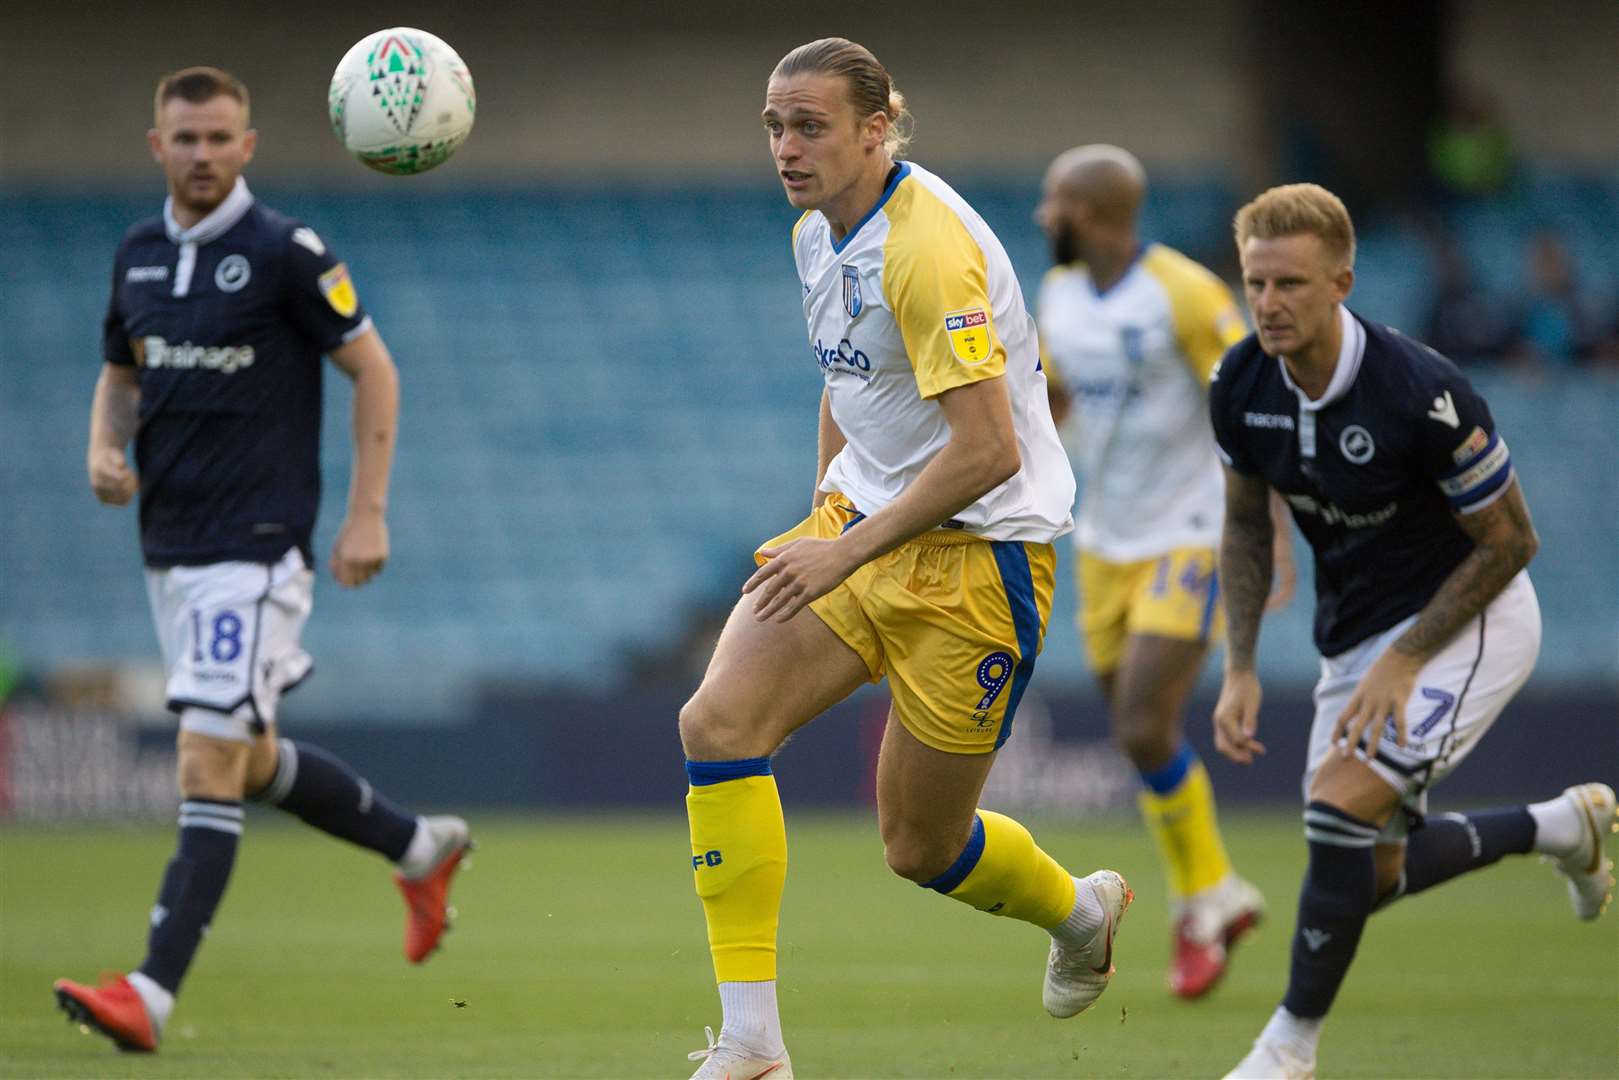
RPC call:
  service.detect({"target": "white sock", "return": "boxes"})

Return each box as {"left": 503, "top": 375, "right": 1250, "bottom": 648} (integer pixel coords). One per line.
{"left": 1049, "top": 876, "right": 1105, "bottom": 950}
{"left": 1259, "top": 1004, "right": 1322, "bottom": 1057}
{"left": 1528, "top": 796, "right": 1585, "bottom": 857}
{"left": 397, "top": 817, "right": 435, "bottom": 876}
{"left": 718, "top": 980, "right": 785, "bottom": 1058}
{"left": 126, "top": 971, "right": 173, "bottom": 1036}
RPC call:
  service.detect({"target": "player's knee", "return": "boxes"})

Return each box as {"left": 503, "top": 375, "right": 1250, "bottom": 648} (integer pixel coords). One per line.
{"left": 1112, "top": 706, "right": 1176, "bottom": 770}
{"left": 175, "top": 729, "right": 251, "bottom": 800}
{"left": 242, "top": 734, "right": 281, "bottom": 798}
{"left": 882, "top": 826, "right": 959, "bottom": 884}
{"left": 679, "top": 688, "right": 764, "bottom": 761}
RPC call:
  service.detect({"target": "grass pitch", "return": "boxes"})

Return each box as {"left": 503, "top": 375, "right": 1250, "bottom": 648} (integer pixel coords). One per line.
{"left": 2, "top": 810, "right": 1614, "bottom": 1078}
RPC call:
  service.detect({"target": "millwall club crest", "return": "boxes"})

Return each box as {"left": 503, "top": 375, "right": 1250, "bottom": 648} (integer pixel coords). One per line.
{"left": 841, "top": 264, "right": 863, "bottom": 318}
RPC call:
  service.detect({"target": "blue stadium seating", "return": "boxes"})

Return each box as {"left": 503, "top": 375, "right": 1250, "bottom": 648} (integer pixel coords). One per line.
{"left": 2, "top": 176, "right": 1613, "bottom": 718}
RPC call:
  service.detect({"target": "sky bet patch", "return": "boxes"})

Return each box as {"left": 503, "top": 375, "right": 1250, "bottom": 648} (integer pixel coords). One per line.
{"left": 318, "top": 263, "right": 359, "bottom": 318}
{"left": 944, "top": 307, "right": 991, "bottom": 364}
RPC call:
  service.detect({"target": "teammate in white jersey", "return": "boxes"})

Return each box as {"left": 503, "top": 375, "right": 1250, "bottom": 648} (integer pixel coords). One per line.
{"left": 1035, "top": 146, "right": 1291, "bottom": 998}
{"left": 679, "top": 39, "right": 1130, "bottom": 1080}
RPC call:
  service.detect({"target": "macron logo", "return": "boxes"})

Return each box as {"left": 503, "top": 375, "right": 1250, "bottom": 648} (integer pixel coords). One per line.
{"left": 291, "top": 227, "right": 326, "bottom": 256}
{"left": 1301, "top": 928, "right": 1332, "bottom": 952}
{"left": 1427, "top": 391, "right": 1460, "bottom": 429}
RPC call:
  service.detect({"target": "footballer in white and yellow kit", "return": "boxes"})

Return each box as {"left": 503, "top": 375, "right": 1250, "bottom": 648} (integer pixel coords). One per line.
{"left": 1041, "top": 242, "right": 1240, "bottom": 672}
{"left": 1036, "top": 145, "right": 1268, "bottom": 1001}
{"left": 678, "top": 44, "right": 1131, "bottom": 1080}
{"left": 771, "top": 159, "right": 1075, "bottom": 753}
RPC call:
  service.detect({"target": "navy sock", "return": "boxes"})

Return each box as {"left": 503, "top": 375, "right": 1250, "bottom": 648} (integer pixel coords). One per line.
{"left": 1399, "top": 808, "right": 1537, "bottom": 898}
{"left": 255, "top": 739, "right": 416, "bottom": 861}
{"left": 1282, "top": 801, "right": 1380, "bottom": 1020}
{"left": 137, "top": 799, "right": 242, "bottom": 995}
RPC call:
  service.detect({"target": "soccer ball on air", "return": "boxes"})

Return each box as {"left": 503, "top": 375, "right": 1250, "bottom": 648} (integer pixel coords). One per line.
{"left": 328, "top": 28, "right": 475, "bottom": 175}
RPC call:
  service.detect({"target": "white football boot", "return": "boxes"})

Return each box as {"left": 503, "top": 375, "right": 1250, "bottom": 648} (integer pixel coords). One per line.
{"left": 1223, "top": 1039, "right": 1316, "bottom": 1079}
{"left": 687, "top": 1026, "right": 793, "bottom": 1080}
{"left": 1043, "top": 869, "right": 1133, "bottom": 1018}
{"left": 1548, "top": 782, "right": 1618, "bottom": 920}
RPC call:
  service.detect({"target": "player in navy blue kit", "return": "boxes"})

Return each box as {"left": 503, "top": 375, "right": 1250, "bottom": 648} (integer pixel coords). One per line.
{"left": 54, "top": 68, "right": 471, "bottom": 1054}
{"left": 1207, "top": 185, "right": 1616, "bottom": 1079}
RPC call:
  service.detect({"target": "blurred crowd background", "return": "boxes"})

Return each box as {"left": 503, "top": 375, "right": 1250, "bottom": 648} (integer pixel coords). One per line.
{"left": 2, "top": 0, "right": 1614, "bottom": 816}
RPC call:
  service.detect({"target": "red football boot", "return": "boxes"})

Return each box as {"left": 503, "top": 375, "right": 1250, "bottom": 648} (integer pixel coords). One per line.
{"left": 53, "top": 973, "right": 159, "bottom": 1052}
{"left": 394, "top": 815, "right": 472, "bottom": 963}
{"left": 1168, "top": 875, "right": 1265, "bottom": 999}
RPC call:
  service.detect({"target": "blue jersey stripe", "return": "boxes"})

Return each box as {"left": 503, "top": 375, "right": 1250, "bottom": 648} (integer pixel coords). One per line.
{"left": 829, "top": 163, "right": 911, "bottom": 255}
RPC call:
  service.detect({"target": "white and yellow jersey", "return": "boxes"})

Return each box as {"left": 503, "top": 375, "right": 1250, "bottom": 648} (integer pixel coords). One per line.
{"left": 794, "top": 162, "right": 1074, "bottom": 543}
{"left": 1038, "top": 244, "right": 1246, "bottom": 560}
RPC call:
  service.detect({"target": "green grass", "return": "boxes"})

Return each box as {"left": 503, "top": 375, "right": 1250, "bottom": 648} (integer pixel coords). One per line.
{"left": 2, "top": 811, "right": 1614, "bottom": 1078}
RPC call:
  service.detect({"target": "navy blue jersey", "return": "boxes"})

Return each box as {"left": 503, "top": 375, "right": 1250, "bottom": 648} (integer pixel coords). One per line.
{"left": 103, "top": 180, "right": 370, "bottom": 567}
{"left": 1209, "top": 308, "right": 1514, "bottom": 656}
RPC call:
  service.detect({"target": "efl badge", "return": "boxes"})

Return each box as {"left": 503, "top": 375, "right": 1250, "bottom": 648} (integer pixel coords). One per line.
{"left": 944, "top": 307, "right": 992, "bottom": 364}
{"left": 841, "top": 264, "right": 863, "bottom": 318}
{"left": 1452, "top": 425, "right": 1489, "bottom": 465}
{"left": 318, "top": 263, "right": 359, "bottom": 318}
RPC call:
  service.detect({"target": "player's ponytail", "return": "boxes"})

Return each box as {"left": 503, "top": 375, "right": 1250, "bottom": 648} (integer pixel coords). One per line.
{"left": 772, "top": 38, "right": 913, "bottom": 159}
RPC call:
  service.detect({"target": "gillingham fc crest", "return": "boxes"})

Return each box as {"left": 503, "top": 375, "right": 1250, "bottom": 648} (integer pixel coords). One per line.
{"left": 841, "top": 264, "right": 863, "bottom": 318}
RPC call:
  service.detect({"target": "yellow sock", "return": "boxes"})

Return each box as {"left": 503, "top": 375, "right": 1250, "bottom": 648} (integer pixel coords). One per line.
{"left": 686, "top": 759, "right": 787, "bottom": 983}
{"left": 1138, "top": 748, "right": 1232, "bottom": 899}
{"left": 924, "top": 810, "right": 1076, "bottom": 928}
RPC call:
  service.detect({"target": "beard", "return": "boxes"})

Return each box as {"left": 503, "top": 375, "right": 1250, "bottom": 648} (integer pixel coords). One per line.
{"left": 1048, "top": 223, "right": 1079, "bottom": 266}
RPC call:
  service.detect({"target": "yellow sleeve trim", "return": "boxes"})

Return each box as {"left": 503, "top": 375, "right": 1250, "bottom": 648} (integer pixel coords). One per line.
{"left": 1142, "top": 244, "right": 1246, "bottom": 385}
{"left": 881, "top": 182, "right": 1006, "bottom": 399}
{"left": 790, "top": 210, "right": 814, "bottom": 251}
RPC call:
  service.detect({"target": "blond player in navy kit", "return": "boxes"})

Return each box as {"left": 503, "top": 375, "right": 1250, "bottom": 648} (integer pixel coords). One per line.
{"left": 1208, "top": 183, "right": 1615, "bottom": 1079}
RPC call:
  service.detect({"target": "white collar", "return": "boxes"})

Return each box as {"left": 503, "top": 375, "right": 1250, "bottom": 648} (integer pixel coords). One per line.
{"left": 1278, "top": 305, "right": 1364, "bottom": 412}
{"left": 164, "top": 177, "right": 254, "bottom": 245}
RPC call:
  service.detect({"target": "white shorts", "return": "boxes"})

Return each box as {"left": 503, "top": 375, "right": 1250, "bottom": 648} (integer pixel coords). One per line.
{"left": 144, "top": 546, "right": 315, "bottom": 743}
{"left": 1304, "top": 571, "right": 1541, "bottom": 841}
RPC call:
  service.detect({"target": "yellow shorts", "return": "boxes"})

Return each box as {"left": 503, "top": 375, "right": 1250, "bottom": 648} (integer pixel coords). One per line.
{"left": 758, "top": 496, "right": 1055, "bottom": 755}
{"left": 1077, "top": 546, "right": 1223, "bottom": 675}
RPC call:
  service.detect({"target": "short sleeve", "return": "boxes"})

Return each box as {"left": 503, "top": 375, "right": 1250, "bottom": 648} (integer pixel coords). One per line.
{"left": 103, "top": 252, "right": 135, "bottom": 366}
{"left": 1034, "top": 268, "right": 1065, "bottom": 389}
{"left": 883, "top": 206, "right": 1005, "bottom": 400}
{"left": 1038, "top": 333, "right": 1063, "bottom": 390}
{"left": 1419, "top": 369, "right": 1513, "bottom": 514}
{"left": 1207, "top": 348, "right": 1259, "bottom": 474}
{"left": 280, "top": 225, "right": 370, "bottom": 353}
{"left": 1147, "top": 247, "right": 1248, "bottom": 384}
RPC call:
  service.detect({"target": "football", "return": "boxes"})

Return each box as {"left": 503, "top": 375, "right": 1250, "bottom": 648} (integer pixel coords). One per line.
{"left": 328, "top": 27, "right": 475, "bottom": 175}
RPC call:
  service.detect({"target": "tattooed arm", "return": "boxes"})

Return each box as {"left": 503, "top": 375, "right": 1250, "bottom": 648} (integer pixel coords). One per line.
{"left": 1392, "top": 479, "right": 1538, "bottom": 659}
{"left": 1212, "top": 466, "right": 1275, "bottom": 763}
{"left": 1221, "top": 467, "right": 1276, "bottom": 673}
{"left": 1332, "top": 478, "right": 1538, "bottom": 756}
